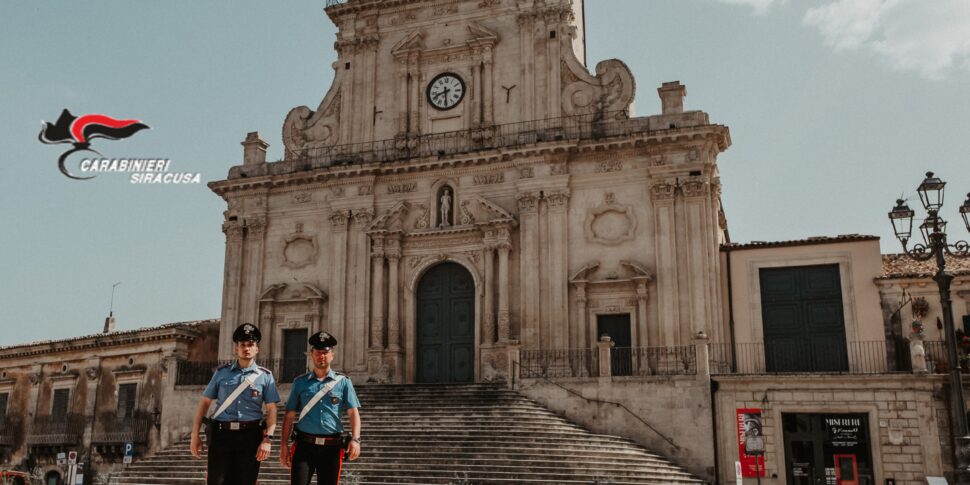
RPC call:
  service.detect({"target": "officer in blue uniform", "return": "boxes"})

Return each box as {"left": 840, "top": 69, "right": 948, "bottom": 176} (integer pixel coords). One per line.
{"left": 280, "top": 331, "right": 361, "bottom": 485}
{"left": 191, "top": 323, "right": 281, "bottom": 485}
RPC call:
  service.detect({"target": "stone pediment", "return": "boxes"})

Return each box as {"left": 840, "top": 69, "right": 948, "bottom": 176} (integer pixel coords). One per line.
{"left": 259, "top": 283, "right": 327, "bottom": 302}
{"left": 466, "top": 22, "right": 499, "bottom": 46}
{"left": 367, "top": 201, "right": 411, "bottom": 232}
{"left": 570, "top": 260, "right": 652, "bottom": 284}
{"left": 390, "top": 30, "right": 426, "bottom": 57}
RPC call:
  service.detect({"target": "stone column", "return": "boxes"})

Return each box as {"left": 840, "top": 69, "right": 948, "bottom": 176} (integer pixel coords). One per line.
{"left": 409, "top": 58, "right": 421, "bottom": 134}
{"left": 472, "top": 56, "right": 482, "bottom": 125}
{"left": 260, "top": 301, "right": 275, "bottom": 359}
{"left": 650, "top": 179, "right": 679, "bottom": 347}
{"left": 517, "top": 192, "right": 540, "bottom": 347}
{"left": 483, "top": 245, "right": 496, "bottom": 345}
{"left": 546, "top": 190, "right": 570, "bottom": 349}
{"left": 370, "top": 235, "right": 386, "bottom": 349}
{"left": 328, "top": 210, "right": 351, "bottom": 362}
{"left": 634, "top": 277, "right": 650, "bottom": 348}
{"left": 220, "top": 219, "right": 244, "bottom": 359}
{"left": 351, "top": 210, "right": 374, "bottom": 369}
{"left": 386, "top": 237, "right": 402, "bottom": 351}
{"left": 597, "top": 336, "right": 613, "bottom": 378}
{"left": 682, "top": 177, "right": 716, "bottom": 339}
{"left": 574, "top": 282, "right": 588, "bottom": 349}
{"left": 693, "top": 331, "right": 710, "bottom": 379}
{"left": 483, "top": 55, "right": 494, "bottom": 124}
{"left": 497, "top": 240, "right": 512, "bottom": 342}
{"left": 246, "top": 215, "right": 267, "bottom": 335}
{"left": 399, "top": 66, "right": 409, "bottom": 134}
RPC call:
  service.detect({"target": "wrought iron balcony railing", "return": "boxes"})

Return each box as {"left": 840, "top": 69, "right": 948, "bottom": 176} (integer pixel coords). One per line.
{"left": 92, "top": 415, "right": 151, "bottom": 445}
{"left": 708, "top": 340, "right": 945, "bottom": 375}
{"left": 519, "top": 346, "right": 697, "bottom": 379}
{"left": 0, "top": 419, "right": 17, "bottom": 447}
{"left": 26, "top": 414, "right": 86, "bottom": 445}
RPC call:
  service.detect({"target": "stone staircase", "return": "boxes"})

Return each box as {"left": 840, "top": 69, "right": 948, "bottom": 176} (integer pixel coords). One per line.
{"left": 117, "top": 383, "right": 704, "bottom": 484}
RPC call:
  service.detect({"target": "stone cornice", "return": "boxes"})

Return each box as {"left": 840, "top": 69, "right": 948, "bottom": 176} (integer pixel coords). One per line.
{"left": 209, "top": 124, "right": 730, "bottom": 196}
{"left": 0, "top": 321, "right": 213, "bottom": 360}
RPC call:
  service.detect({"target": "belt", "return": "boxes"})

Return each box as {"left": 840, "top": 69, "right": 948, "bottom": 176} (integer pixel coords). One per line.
{"left": 211, "top": 420, "right": 263, "bottom": 431}
{"left": 296, "top": 432, "right": 342, "bottom": 446}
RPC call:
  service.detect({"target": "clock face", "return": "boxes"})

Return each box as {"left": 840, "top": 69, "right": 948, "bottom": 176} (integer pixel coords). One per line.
{"left": 427, "top": 73, "right": 465, "bottom": 110}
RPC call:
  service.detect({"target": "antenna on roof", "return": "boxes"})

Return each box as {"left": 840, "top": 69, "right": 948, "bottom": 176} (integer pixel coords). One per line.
{"left": 104, "top": 282, "right": 121, "bottom": 333}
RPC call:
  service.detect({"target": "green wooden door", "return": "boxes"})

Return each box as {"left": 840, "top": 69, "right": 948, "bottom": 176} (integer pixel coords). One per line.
{"left": 416, "top": 263, "right": 475, "bottom": 383}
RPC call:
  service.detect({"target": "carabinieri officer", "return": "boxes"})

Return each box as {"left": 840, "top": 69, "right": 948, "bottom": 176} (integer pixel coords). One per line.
{"left": 191, "top": 323, "right": 281, "bottom": 485}
{"left": 280, "top": 331, "right": 361, "bottom": 485}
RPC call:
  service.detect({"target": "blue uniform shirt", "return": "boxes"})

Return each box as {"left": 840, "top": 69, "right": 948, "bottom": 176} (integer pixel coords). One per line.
{"left": 203, "top": 361, "right": 281, "bottom": 422}
{"left": 285, "top": 369, "right": 360, "bottom": 436}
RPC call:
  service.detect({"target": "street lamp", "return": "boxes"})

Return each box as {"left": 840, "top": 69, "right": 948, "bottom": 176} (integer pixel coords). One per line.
{"left": 888, "top": 171, "right": 970, "bottom": 482}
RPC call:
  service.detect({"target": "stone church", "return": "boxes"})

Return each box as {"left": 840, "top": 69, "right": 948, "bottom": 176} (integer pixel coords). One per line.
{"left": 208, "top": 0, "right": 731, "bottom": 385}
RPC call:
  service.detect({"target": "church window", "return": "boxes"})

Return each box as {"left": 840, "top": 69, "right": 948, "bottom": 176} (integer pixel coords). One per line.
{"left": 117, "top": 383, "right": 137, "bottom": 420}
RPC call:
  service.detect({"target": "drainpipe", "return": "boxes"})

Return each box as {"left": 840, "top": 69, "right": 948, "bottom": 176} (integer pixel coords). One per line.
{"left": 725, "top": 245, "right": 737, "bottom": 372}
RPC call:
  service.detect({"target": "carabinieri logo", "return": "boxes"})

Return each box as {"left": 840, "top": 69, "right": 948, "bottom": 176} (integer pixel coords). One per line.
{"left": 38, "top": 109, "right": 150, "bottom": 180}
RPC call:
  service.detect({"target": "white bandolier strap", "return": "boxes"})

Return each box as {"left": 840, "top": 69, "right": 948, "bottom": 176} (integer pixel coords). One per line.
{"left": 298, "top": 375, "right": 345, "bottom": 423}
{"left": 211, "top": 369, "right": 262, "bottom": 420}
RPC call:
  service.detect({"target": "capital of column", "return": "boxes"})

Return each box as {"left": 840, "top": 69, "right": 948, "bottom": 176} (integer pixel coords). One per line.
{"left": 546, "top": 190, "right": 571, "bottom": 210}
{"left": 329, "top": 210, "right": 351, "bottom": 229}
{"left": 649, "top": 179, "right": 678, "bottom": 201}
{"left": 247, "top": 216, "right": 268, "bottom": 237}
{"left": 516, "top": 192, "right": 540, "bottom": 214}
{"left": 353, "top": 208, "right": 375, "bottom": 227}
{"left": 222, "top": 221, "right": 244, "bottom": 242}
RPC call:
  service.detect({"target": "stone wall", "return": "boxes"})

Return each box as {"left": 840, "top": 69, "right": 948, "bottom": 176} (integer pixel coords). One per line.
{"left": 514, "top": 377, "right": 715, "bottom": 481}
{"left": 714, "top": 375, "right": 945, "bottom": 485}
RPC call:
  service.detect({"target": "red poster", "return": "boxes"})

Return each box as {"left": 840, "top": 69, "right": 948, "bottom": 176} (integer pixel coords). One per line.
{"left": 737, "top": 408, "right": 766, "bottom": 478}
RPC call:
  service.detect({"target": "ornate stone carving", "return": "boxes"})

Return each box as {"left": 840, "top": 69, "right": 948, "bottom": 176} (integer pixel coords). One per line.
{"left": 329, "top": 210, "right": 351, "bottom": 229}
{"left": 460, "top": 200, "right": 476, "bottom": 225}
{"left": 585, "top": 192, "right": 637, "bottom": 245}
{"left": 519, "top": 167, "right": 534, "bottom": 179}
{"left": 517, "top": 192, "right": 539, "bottom": 214}
{"left": 282, "top": 233, "right": 319, "bottom": 269}
{"left": 387, "top": 183, "right": 417, "bottom": 194}
{"left": 353, "top": 209, "right": 375, "bottom": 227}
{"left": 358, "top": 185, "right": 373, "bottom": 196}
{"left": 594, "top": 159, "right": 623, "bottom": 173}
{"left": 332, "top": 186, "right": 346, "bottom": 198}
{"left": 293, "top": 192, "right": 311, "bottom": 203}
{"left": 478, "top": 0, "right": 500, "bottom": 7}
{"left": 283, "top": 89, "right": 342, "bottom": 159}
{"left": 222, "top": 221, "right": 244, "bottom": 242}
{"left": 85, "top": 367, "right": 100, "bottom": 381}
{"left": 473, "top": 173, "right": 505, "bottom": 185}
{"left": 681, "top": 177, "right": 709, "bottom": 198}
{"left": 650, "top": 179, "right": 677, "bottom": 201}
{"left": 561, "top": 56, "right": 636, "bottom": 118}
{"left": 28, "top": 373, "right": 41, "bottom": 385}
{"left": 550, "top": 163, "right": 569, "bottom": 176}
{"left": 414, "top": 204, "right": 430, "bottom": 229}
{"left": 247, "top": 216, "right": 268, "bottom": 237}
{"left": 648, "top": 154, "right": 666, "bottom": 167}
{"left": 546, "top": 191, "right": 570, "bottom": 210}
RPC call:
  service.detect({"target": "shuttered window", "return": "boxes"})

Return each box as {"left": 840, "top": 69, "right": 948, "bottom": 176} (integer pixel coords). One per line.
{"left": 51, "top": 388, "right": 70, "bottom": 418}
{"left": 0, "top": 392, "right": 8, "bottom": 421}
{"left": 117, "top": 383, "right": 137, "bottom": 419}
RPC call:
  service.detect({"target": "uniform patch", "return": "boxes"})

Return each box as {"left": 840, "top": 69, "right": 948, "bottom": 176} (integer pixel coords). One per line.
{"left": 252, "top": 390, "right": 260, "bottom": 398}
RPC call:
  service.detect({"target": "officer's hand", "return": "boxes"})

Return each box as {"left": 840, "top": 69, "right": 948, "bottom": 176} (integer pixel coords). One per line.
{"left": 190, "top": 433, "right": 203, "bottom": 459}
{"left": 347, "top": 440, "right": 360, "bottom": 461}
{"left": 279, "top": 445, "right": 291, "bottom": 468}
{"left": 256, "top": 440, "right": 272, "bottom": 462}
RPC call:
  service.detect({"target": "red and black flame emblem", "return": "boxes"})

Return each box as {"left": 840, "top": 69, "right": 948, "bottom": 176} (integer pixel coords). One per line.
{"left": 39, "top": 109, "right": 150, "bottom": 180}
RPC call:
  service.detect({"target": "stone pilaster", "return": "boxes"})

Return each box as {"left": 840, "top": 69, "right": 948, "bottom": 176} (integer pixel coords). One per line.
{"left": 386, "top": 236, "right": 402, "bottom": 351}
{"left": 483, "top": 245, "right": 496, "bottom": 345}
{"left": 650, "top": 179, "right": 678, "bottom": 347}
{"left": 634, "top": 277, "right": 650, "bottom": 348}
{"left": 370, "top": 235, "right": 386, "bottom": 349}
{"left": 497, "top": 238, "right": 512, "bottom": 343}
{"left": 575, "top": 282, "right": 588, "bottom": 349}
{"left": 245, "top": 214, "right": 267, "bottom": 346}
{"left": 517, "top": 192, "right": 540, "bottom": 347}
{"left": 219, "top": 218, "right": 244, "bottom": 359}
{"left": 351, "top": 210, "right": 374, "bottom": 369}
{"left": 328, "top": 209, "right": 351, "bottom": 366}
{"left": 546, "top": 190, "right": 570, "bottom": 349}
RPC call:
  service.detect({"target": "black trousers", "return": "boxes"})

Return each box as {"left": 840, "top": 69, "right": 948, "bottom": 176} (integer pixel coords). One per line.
{"left": 207, "top": 426, "right": 263, "bottom": 485}
{"left": 290, "top": 441, "right": 345, "bottom": 485}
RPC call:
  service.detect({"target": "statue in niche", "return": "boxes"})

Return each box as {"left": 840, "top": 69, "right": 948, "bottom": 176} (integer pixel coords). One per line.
{"left": 439, "top": 188, "right": 453, "bottom": 228}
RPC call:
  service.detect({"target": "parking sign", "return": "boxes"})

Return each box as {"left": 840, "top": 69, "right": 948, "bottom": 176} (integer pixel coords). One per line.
{"left": 123, "top": 442, "right": 134, "bottom": 464}
{"left": 67, "top": 451, "right": 77, "bottom": 465}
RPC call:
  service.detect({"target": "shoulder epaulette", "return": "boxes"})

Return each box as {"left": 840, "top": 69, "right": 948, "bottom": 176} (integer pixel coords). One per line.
{"left": 258, "top": 366, "right": 272, "bottom": 374}
{"left": 216, "top": 363, "right": 231, "bottom": 370}
{"left": 295, "top": 371, "right": 311, "bottom": 380}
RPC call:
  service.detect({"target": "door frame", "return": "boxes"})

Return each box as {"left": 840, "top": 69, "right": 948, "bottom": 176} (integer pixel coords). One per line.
{"left": 405, "top": 255, "right": 482, "bottom": 383}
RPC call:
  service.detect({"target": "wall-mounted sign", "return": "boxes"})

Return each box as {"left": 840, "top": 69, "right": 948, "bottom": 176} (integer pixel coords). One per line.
{"left": 737, "top": 408, "right": 766, "bottom": 478}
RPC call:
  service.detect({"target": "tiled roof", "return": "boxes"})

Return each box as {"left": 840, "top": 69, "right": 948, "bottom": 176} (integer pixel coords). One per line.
{"left": 0, "top": 318, "right": 219, "bottom": 353}
{"left": 880, "top": 253, "right": 970, "bottom": 279}
{"left": 722, "top": 234, "right": 880, "bottom": 251}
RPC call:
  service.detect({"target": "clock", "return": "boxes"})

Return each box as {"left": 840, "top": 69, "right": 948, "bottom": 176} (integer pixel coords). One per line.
{"left": 427, "top": 73, "right": 465, "bottom": 110}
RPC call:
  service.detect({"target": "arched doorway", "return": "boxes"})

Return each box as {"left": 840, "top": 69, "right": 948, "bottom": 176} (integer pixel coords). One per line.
{"left": 44, "top": 470, "right": 60, "bottom": 485}
{"left": 416, "top": 262, "right": 475, "bottom": 383}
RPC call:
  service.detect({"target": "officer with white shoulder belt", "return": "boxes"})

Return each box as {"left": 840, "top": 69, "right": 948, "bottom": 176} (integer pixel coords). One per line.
{"left": 190, "top": 323, "right": 280, "bottom": 485}
{"left": 280, "top": 331, "right": 361, "bottom": 485}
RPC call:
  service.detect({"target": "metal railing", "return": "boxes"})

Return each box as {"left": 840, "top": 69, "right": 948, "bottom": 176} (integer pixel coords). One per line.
{"left": 26, "top": 414, "right": 85, "bottom": 445}
{"left": 92, "top": 414, "right": 151, "bottom": 445}
{"left": 611, "top": 346, "right": 697, "bottom": 377}
{"left": 246, "top": 110, "right": 658, "bottom": 179}
{"left": 519, "top": 348, "right": 598, "bottom": 379}
{"left": 710, "top": 340, "right": 906, "bottom": 375}
{"left": 325, "top": 0, "right": 350, "bottom": 7}
{"left": 176, "top": 358, "right": 310, "bottom": 386}
{"left": 0, "top": 419, "right": 16, "bottom": 447}
{"left": 922, "top": 340, "right": 950, "bottom": 373}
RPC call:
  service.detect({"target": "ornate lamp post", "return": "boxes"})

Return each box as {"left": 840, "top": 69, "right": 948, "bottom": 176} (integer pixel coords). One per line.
{"left": 888, "top": 172, "right": 970, "bottom": 481}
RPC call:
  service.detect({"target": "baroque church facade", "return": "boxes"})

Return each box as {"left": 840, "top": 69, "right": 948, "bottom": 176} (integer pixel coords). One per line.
{"left": 208, "top": 0, "right": 731, "bottom": 385}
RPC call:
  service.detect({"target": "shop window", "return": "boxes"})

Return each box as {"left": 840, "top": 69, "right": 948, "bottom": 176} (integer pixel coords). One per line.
{"left": 782, "top": 413, "right": 873, "bottom": 485}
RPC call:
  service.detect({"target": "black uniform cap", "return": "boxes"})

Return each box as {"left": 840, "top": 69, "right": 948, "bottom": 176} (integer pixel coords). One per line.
{"left": 309, "top": 331, "right": 337, "bottom": 350}
{"left": 232, "top": 323, "right": 261, "bottom": 343}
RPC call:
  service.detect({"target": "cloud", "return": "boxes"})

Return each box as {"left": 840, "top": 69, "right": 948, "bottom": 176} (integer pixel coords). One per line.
{"left": 717, "top": 0, "right": 785, "bottom": 16}
{"left": 803, "top": 0, "right": 970, "bottom": 79}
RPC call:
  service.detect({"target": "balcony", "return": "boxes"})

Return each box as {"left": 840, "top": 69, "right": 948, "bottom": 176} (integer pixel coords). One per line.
{"left": 26, "top": 414, "right": 85, "bottom": 455}
{"left": 175, "top": 358, "right": 310, "bottom": 386}
{"left": 92, "top": 414, "right": 152, "bottom": 457}
{"left": 0, "top": 419, "right": 19, "bottom": 447}
{"left": 227, "top": 109, "right": 715, "bottom": 180}
{"left": 708, "top": 340, "right": 948, "bottom": 375}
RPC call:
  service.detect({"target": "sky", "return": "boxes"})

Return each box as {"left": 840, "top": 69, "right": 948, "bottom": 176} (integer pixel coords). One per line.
{"left": 1, "top": 0, "right": 969, "bottom": 346}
